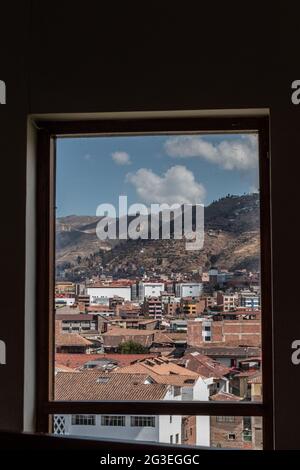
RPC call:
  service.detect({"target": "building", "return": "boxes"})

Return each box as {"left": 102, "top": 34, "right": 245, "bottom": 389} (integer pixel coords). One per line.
{"left": 55, "top": 353, "right": 158, "bottom": 370}
{"left": 76, "top": 294, "right": 90, "bottom": 308}
{"left": 164, "top": 302, "right": 180, "bottom": 316}
{"left": 109, "top": 318, "right": 159, "bottom": 330}
{"left": 138, "top": 282, "right": 165, "bottom": 302}
{"left": 55, "top": 320, "right": 93, "bottom": 354}
{"left": 187, "top": 346, "right": 261, "bottom": 369}
{"left": 55, "top": 296, "right": 76, "bottom": 307}
{"left": 113, "top": 357, "right": 212, "bottom": 446}
{"left": 180, "top": 298, "right": 206, "bottom": 316}
{"left": 169, "top": 320, "right": 188, "bottom": 332}
{"left": 216, "top": 292, "right": 239, "bottom": 311}
{"left": 109, "top": 295, "right": 125, "bottom": 310}
{"left": 55, "top": 313, "right": 100, "bottom": 333}
{"left": 54, "top": 370, "right": 183, "bottom": 444}
{"left": 187, "top": 318, "right": 261, "bottom": 347}
{"left": 210, "top": 392, "right": 253, "bottom": 449}
{"left": 142, "top": 297, "right": 163, "bottom": 318}
{"left": 239, "top": 291, "right": 260, "bottom": 309}
{"left": 87, "top": 284, "right": 131, "bottom": 305}
{"left": 248, "top": 373, "right": 263, "bottom": 450}
{"left": 177, "top": 351, "right": 230, "bottom": 380}
{"left": 160, "top": 292, "right": 176, "bottom": 304}
{"left": 102, "top": 327, "right": 155, "bottom": 352}
{"left": 175, "top": 283, "right": 203, "bottom": 299}
{"left": 55, "top": 281, "right": 76, "bottom": 296}
{"left": 201, "top": 295, "right": 217, "bottom": 310}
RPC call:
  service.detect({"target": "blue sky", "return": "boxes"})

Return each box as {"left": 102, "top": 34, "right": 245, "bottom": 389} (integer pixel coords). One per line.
{"left": 56, "top": 133, "right": 259, "bottom": 217}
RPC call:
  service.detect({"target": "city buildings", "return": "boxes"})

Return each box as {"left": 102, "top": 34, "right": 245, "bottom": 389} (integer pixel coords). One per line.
{"left": 53, "top": 265, "right": 263, "bottom": 449}
{"left": 175, "top": 283, "right": 203, "bottom": 298}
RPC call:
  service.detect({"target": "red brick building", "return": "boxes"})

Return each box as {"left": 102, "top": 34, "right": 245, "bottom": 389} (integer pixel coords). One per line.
{"left": 187, "top": 319, "right": 261, "bottom": 347}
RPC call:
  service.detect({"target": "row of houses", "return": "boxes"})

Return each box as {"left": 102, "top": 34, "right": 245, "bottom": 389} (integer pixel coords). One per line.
{"left": 54, "top": 353, "right": 262, "bottom": 448}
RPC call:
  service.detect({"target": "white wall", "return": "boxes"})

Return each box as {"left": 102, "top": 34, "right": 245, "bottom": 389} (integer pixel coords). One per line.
{"left": 62, "top": 415, "right": 160, "bottom": 442}
{"left": 182, "top": 378, "right": 210, "bottom": 447}
{"left": 158, "top": 415, "right": 182, "bottom": 444}
{"left": 87, "top": 287, "right": 131, "bottom": 304}
{"left": 196, "top": 416, "right": 210, "bottom": 447}
{"left": 139, "top": 283, "right": 165, "bottom": 301}
{"left": 175, "top": 283, "right": 203, "bottom": 298}
{"left": 55, "top": 297, "right": 75, "bottom": 306}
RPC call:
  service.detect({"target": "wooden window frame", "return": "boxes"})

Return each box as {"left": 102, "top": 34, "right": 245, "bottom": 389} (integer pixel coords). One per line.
{"left": 35, "top": 115, "right": 273, "bottom": 450}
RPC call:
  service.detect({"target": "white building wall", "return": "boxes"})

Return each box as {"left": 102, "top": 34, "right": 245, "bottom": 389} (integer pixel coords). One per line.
{"left": 181, "top": 378, "right": 210, "bottom": 447}
{"left": 55, "top": 297, "right": 76, "bottom": 306}
{"left": 175, "top": 283, "right": 203, "bottom": 298}
{"left": 139, "top": 283, "right": 165, "bottom": 301}
{"left": 62, "top": 414, "right": 160, "bottom": 442}
{"left": 87, "top": 287, "right": 131, "bottom": 304}
{"left": 196, "top": 416, "right": 210, "bottom": 447}
{"left": 158, "top": 414, "right": 182, "bottom": 444}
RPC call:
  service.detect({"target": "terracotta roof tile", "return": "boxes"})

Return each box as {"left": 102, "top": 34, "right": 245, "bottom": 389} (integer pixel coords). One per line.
{"left": 55, "top": 370, "right": 168, "bottom": 401}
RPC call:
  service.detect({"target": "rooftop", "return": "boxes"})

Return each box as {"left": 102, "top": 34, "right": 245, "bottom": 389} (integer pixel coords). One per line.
{"left": 176, "top": 351, "right": 230, "bottom": 379}
{"left": 113, "top": 357, "right": 199, "bottom": 386}
{"left": 55, "top": 353, "right": 158, "bottom": 370}
{"left": 55, "top": 370, "right": 169, "bottom": 401}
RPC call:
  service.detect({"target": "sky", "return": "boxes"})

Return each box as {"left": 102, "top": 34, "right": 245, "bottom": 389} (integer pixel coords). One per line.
{"left": 56, "top": 133, "right": 259, "bottom": 217}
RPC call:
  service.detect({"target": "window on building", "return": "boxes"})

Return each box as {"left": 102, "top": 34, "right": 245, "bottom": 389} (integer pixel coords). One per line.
{"left": 36, "top": 115, "right": 273, "bottom": 450}
{"left": 216, "top": 416, "right": 235, "bottom": 423}
{"left": 130, "top": 416, "right": 155, "bottom": 427}
{"left": 170, "top": 435, "right": 173, "bottom": 444}
{"left": 101, "top": 416, "right": 126, "bottom": 427}
{"left": 228, "top": 433, "right": 236, "bottom": 440}
{"left": 175, "top": 433, "right": 179, "bottom": 444}
{"left": 71, "top": 415, "right": 96, "bottom": 426}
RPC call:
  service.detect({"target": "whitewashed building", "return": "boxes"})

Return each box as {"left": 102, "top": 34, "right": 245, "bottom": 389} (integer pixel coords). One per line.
{"left": 175, "top": 283, "right": 203, "bottom": 299}
{"left": 87, "top": 285, "right": 131, "bottom": 305}
{"left": 138, "top": 282, "right": 165, "bottom": 302}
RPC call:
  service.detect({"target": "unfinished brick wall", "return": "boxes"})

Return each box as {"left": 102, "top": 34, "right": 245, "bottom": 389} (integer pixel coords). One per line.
{"left": 187, "top": 320, "right": 261, "bottom": 347}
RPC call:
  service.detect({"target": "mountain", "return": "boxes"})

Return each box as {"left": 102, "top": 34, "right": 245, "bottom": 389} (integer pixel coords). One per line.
{"left": 56, "top": 193, "right": 260, "bottom": 280}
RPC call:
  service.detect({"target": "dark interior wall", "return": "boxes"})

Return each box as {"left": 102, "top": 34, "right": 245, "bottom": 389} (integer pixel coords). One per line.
{"left": 0, "top": 1, "right": 299, "bottom": 449}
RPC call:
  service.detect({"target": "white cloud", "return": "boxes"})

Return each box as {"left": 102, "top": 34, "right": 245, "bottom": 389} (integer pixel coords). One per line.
{"left": 249, "top": 185, "right": 259, "bottom": 194}
{"left": 126, "top": 165, "right": 205, "bottom": 205}
{"left": 164, "top": 134, "right": 258, "bottom": 170}
{"left": 112, "top": 151, "right": 131, "bottom": 165}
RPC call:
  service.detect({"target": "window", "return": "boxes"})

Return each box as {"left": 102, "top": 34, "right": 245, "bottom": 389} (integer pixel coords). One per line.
{"left": 36, "top": 115, "right": 273, "bottom": 450}
{"left": 243, "top": 430, "right": 252, "bottom": 442}
{"left": 228, "top": 433, "right": 236, "bottom": 440}
{"left": 101, "top": 416, "right": 126, "bottom": 427}
{"left": 170, "top": 416, "right": 172, "bottom": 424}
{"left": 175, "top": 433, "right": 179, "bottom": 444}
{"left": 170, "top": 435, "right": 173, "bottom": 444}
{"left": 216, "top": 416, "right": 235, "bottom": 423}
{"left": 71, "top": 415, "right": 96, "bottom": 426}
{"left": 130, "top": 416, "right": 155, "bottom": 427}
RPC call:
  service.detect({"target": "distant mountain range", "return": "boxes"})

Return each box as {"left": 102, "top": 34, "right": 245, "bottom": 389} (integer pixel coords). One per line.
{"left": 56, "top": 193, "right": 260, "bottom": 280}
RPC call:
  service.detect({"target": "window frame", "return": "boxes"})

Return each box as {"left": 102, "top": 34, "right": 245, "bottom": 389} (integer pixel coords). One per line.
{"left": 35, "top": 115, "right": 273, "bottom": 450}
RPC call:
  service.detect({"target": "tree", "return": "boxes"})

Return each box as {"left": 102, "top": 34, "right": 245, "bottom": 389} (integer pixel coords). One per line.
{"left": 118, "top": 340, "right": 148, "bottom": 354}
